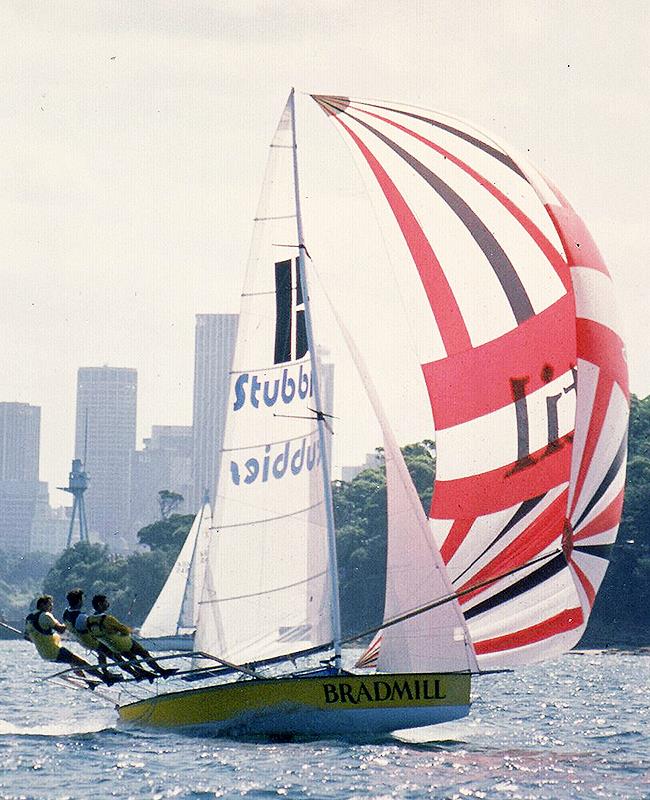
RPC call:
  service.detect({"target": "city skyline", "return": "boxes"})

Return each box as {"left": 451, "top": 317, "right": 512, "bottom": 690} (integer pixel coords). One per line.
{"left": 2, "top": 3, "right": 647, "bottom": 505}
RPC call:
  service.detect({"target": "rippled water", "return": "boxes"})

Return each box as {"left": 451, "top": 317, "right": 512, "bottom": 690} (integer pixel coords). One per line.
{"left": 1, "top": 641, "right": 648, "bottom": 800}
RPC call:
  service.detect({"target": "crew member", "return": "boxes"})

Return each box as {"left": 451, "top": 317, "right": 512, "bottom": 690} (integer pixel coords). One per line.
{"left": 63, "top": 589, "right": 150, "bottom": 682}
{"left": 24, "top": 595, "right": 118, "bottom": 686}
{"left": 87, "top": 594, "right": 177, "bottom": 678}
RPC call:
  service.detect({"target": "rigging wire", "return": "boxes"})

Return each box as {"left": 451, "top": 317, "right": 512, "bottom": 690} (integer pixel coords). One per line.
{"left": 340, "top": 547, "right": 563, "bottom": 645}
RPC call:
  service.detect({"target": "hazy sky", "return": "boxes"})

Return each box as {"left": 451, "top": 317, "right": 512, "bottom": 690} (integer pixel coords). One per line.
{"left": 2, "top": 1, "right": 647, "bottom": 502}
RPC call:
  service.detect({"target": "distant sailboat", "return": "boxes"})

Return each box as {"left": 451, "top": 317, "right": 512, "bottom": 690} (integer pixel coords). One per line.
{"left": 138, "top": 497, "right": 212, "bottom": 651}
{"left": 117, "top": 91, "right": 628, "bottom": 737}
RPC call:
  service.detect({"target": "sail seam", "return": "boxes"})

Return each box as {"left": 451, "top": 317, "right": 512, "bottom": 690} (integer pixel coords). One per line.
{"left": 211, "top": 500, "right": 324, "bottom": 529}
{"left": 221, "top": 429, "right": 318, "bottom": 452}
{"left": 229, "top": 355, "right": 311, "bottom": 375}
{"left": 199, "top": 569, "right": 329, "bottom": 603}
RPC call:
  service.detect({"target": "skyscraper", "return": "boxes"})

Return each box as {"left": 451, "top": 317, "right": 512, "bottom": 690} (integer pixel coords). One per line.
{"left": 191, "top": 314, "right": 238, "bottom": 511}
{"left": 0, "top": 402, "right": 41, "bottom": 552}
{"left": 74, "top": 367, "right": 137, "bottom": 547}
{"left": 130, "top": 425, "right": 193, "bottom": 534}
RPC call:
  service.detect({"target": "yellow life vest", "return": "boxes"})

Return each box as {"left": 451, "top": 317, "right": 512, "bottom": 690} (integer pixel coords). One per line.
{"left": 87, "top": 613, "right": 132, "bottom": 654}
{"left": 63, "top": 607, "right": 101, "bottom": 651}
{"left": 25, "top": 612, "right": 61, "bottom": 662}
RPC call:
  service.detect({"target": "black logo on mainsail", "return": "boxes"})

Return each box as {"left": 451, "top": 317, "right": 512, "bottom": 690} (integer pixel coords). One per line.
{"left": 274, "top": 258, "right": 307, "bottom": 364}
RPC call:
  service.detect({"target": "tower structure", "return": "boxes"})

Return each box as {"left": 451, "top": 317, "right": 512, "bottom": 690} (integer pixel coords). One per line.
{"left": 59, "top": 458, "right": 90, "bottom": 547}
{"left": 74, "top": 366, "right": 137, "bottom": 547}
{"left": 191, "top": 314, "right": 238, "bottom": 510}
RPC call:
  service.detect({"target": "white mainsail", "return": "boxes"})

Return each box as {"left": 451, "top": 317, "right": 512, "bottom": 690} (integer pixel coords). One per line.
{"left": 195, "top": 96, "right": 335, "bottom": 665}
{"left": 139, "top": 500, "right": 212, "bottom": 640}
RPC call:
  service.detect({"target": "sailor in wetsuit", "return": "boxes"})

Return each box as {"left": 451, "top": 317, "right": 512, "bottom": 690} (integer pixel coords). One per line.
{"left": 24, "top": 595, "right": 118, "bottom": 686}
{"left": 87, "top": 594, "right": 177, "bottom": 679}
{"left": 63, "top": 589, "right": 149, "bottom": 681}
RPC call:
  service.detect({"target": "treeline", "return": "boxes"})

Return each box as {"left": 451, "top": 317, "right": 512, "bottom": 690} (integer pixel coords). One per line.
{"left": 2, "top": 396, "right": 649, "bottom": 647}
{"left": 580, "top": 394, "right": 650, "bottom": 646}
{"left": 0, "top": 516, "right": 194, "bottom": 628}
{"left": 332, "top": 399, "right": 650, "bottom": 647}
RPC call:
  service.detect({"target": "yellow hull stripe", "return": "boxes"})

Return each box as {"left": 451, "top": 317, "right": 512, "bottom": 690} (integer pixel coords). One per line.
{"left": 118, "top": 672, "right": 471, "bottom": 730}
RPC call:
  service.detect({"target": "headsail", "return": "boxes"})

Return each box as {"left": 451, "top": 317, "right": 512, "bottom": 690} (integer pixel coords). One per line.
{"left": 333, "top": 315, "right": 478, "bottom": 674}
{"left": 195, "top": 96, "right": 336, "bottom": 665}
{"left": 313, "top": 96, "right": 628, "bottom": 668}
{"left": 139, "top": 499, "right": 212, "bottom": 640}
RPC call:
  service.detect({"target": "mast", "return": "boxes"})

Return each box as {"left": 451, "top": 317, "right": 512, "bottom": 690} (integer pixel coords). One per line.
{"left": 289, "top": 88, "right": 342, "bottom": 669}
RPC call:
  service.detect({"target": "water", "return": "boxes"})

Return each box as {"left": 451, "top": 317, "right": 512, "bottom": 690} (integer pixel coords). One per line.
{"left": 1, "top": 641, "right": 648, "bottom": 800}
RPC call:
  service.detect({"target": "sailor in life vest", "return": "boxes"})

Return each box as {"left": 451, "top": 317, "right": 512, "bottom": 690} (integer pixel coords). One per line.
{"left": 24, "top": 595, "right": 119, "bottom": 686}
{"left": 87, "top": 594, "right": 177, "bottom": 678}
{"left": 63, "top": 588, "right": 149, "bottom": 682}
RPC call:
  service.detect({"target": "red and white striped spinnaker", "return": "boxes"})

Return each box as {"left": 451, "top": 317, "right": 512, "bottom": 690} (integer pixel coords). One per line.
{"left": 313, "top": 96, "right": 628, "bottom": 669}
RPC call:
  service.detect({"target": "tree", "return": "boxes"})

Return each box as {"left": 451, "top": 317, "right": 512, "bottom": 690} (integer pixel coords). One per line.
{"left": 137, "top": 514, "right": 194, "bottom": 553}
{"left": 580, "top": 397, "right": 650, "bottom": 646}
{"left": 333, "top": 442, "right": 436, "bottom": 636}
{"left": 40, "top": 514, "right": 194, "bottom": 626}
{"left": 0, "top": 550, "right": 56, "bottom": 622}
{"left": 158, "top": 490, "right": 184, "bottom": 520}
{"left": 42, "top": 541, "right": 128, "bottom": 617}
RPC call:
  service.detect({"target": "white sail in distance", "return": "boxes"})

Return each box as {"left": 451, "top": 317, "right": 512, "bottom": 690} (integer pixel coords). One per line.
{"left": 140, "top": 500, "right": 212, "bottom": 639}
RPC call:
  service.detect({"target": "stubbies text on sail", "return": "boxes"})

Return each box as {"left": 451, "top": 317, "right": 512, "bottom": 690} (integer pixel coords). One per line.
{"left": 229, "top": 435, "right": 322, "bottom": 486}
{"left": 233, "top": 363, "right": 314, "bottom": 411}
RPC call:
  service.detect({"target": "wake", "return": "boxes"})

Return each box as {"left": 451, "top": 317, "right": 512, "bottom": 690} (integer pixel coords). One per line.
{"left": 0, "top": 715, "right": 116, "bottom": 737}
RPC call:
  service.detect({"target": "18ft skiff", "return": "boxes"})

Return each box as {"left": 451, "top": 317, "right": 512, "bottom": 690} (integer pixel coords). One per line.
{"left": 118, "top": 91, "right": 628, "bottom": 737}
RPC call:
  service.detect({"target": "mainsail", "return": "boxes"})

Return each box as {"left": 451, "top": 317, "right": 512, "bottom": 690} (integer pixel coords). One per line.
{"left": 313, "top": 96, "right": 628, "bottom": 669}
{"left": 194, "top": 97, "right": 335, "bottom": 665}
{"left": 140, "top": 499, "right": 212, "bottom": 639}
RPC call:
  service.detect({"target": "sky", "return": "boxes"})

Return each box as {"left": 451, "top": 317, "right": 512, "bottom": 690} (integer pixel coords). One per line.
{"left": 1, "top": 1, "right": 648, "bottom": 504}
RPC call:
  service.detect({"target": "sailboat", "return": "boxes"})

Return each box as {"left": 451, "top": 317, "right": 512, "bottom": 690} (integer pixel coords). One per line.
{"left": 117, "top": 91, "right": 628, "bottom": 737}
{"left": 138, "top": 497, "right": 212, "bottom": 651}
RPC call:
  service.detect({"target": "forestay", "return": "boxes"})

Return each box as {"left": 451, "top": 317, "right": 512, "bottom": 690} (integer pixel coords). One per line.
{"left": 314, "top": 96, "right": 628, "bottom": 669}
{"left": 195, "top": 98, "right": 335, "bottom": 665}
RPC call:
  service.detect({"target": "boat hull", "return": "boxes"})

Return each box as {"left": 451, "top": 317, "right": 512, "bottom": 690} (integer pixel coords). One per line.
{"left": 118, "top": 671, "right": 471, "bottom": 737}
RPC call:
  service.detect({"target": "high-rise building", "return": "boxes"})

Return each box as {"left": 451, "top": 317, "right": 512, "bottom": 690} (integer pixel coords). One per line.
{"left": 191, "top": 314, "right": 238, "bottom": 511}
{"left": 74, "top": 367, "right": 137, "bottom": 548}
{"left": 341, "top": 453, "right": 383, "bottom": 484}
{"left": 29, "top": 485, "right": 70, "bottom": 554}
{"left": 130, "top": 425, "right": 193, "bottom": 534}
{"left": 0, "top": 402, "right": 41, "bottom": 552}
